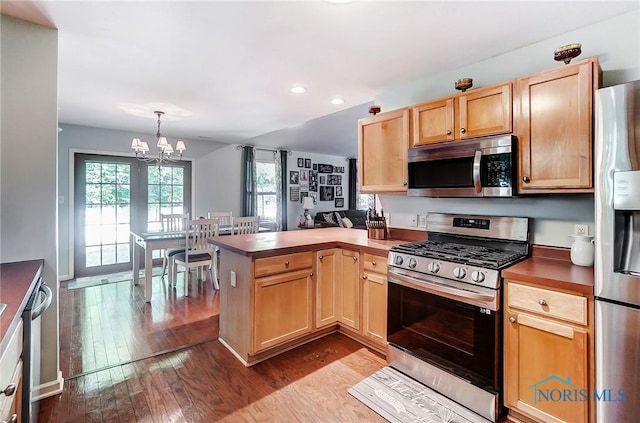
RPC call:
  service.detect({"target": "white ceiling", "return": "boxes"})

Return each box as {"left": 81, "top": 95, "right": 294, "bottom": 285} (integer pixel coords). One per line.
{"left": 3, "top": 1, "right": 638, "bottom": 157}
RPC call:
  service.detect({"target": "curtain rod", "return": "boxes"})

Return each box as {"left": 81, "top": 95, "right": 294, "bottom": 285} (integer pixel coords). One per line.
{"left": 236, "top": 145, "right": 293, "bottom": 155}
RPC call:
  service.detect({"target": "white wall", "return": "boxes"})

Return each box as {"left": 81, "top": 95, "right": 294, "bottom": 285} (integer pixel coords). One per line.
{"left": 375, "top": 10, "right": 640, "bottom": 248}
{"left": 1, "top": 14, "right": 61, "bottom": 394}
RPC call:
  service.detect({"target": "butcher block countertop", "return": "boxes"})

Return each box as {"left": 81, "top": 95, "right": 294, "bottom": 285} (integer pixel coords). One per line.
{"left": 0, "top": 259, "right": 43, "bottom": 356}
{"left": 502, "top": 246, "right": 594, "bottom": 295}
{"left": 209, "top": 227, "right": 409, "bottom": 258}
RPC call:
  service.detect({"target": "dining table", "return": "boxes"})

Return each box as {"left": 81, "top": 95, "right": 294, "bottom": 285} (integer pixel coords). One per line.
{"left": 131, "top": 225, "right": 267, "bottom": 302}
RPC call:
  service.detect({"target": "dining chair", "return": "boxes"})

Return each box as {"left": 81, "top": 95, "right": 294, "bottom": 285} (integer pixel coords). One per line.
{"left": 232, "top": 216, "right": 260, "bottom": 235}
{"left": 160, "top": 213, "right": 189, "bottom": 279}
{"left": 170, "top": 218, "right": 220, "bottom": 295}
{"left": 207, "top": 211, "right": 233, "bottom": 234}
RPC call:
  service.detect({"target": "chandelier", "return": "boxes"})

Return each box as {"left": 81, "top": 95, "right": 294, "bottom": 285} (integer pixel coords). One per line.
{"left": 131, "top": 111, "right": 186, "bottom": 164}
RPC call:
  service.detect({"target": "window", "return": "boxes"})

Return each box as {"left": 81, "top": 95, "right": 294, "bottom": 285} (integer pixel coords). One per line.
{"left": 357, "top": 194, "right": 375, "bottom": 210}
{"left": 146, "top": 165, "right": 186, "bottom": 231}
{"left": 255, "top": 161, "right": 277, "bottom": 221}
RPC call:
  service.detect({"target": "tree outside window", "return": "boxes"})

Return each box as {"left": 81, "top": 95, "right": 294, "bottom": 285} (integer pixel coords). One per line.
{"left": 256, "top": 161, "right": 277, "bottom": 221}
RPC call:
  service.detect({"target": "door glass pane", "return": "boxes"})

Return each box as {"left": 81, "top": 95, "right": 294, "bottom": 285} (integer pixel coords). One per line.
{"left": 82, "top": 161, "right": 132, "bottom": 269}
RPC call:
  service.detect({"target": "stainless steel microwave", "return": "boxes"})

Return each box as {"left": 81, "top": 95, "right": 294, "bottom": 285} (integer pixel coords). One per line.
{"left": 407, "top": 135, "right": 516, "bottom": 197}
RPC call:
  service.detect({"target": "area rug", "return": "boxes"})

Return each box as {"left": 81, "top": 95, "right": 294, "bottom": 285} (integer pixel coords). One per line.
{"left": 348, "top": 367, "right": 490, "bottom": 423}
{"left": 66, "top": 267, "right": 165, "bottom": 290}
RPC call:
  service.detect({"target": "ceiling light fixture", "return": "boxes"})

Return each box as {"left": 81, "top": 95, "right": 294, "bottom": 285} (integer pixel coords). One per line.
{"left": 291, "top": 86, "right": 307, "bottom": 94}
{"left": 331, "top": 98, "right": 345, "bottom": 105}
{"left": 131, "top": 111, "right": 186, "bottom": 165}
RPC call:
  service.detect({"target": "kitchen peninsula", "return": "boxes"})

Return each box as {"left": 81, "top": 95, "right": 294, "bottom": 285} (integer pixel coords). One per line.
{"left": 208, "top": 228, "right": 408, "bottom": 366}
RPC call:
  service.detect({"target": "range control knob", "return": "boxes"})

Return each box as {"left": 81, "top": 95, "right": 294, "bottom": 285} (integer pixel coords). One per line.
{"left": 427, "top": 262, "right": 440, "bottom": 273}
{"left": 471, "top": 271, "right": 486, "bottom": 283}
{"left": 408, "top": 258, "right": 417, "bottom": 269}
{"left": 453, "top": 267, "right": 467, "bottom": 279}
{"left": 394, "top": 255, "right": 404, "bottom": 266}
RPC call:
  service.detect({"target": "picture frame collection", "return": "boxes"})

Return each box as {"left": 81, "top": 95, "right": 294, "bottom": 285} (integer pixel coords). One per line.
{"left": 290, "top": 158, "right": 345, "bottom": 208}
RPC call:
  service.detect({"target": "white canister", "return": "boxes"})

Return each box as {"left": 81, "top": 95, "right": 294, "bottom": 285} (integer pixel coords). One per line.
{"left": 569, "top": 234, "right": 595, "bottom": 267}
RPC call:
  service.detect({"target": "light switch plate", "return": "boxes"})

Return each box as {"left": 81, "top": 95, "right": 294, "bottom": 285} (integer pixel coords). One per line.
{"left": 419, "top": 215, "right": 427, "bottom": 227}
{"left": 230, "top": 271, "right": 237, "bottom": 287}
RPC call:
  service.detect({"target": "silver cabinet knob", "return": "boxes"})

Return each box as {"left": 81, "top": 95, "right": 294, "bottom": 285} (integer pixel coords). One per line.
{"left": 538, "top": 299, "right": 547, "bottom": 306}
{"left": 1, "top": 383, "right": 16, "bottom": 396}
{"left": 284, "top": 261, "right": 290, "bottom": 266}
{"left": 372, "top": 261, "right": 377, "bottom": 266}
{"left": 318, "top": 255, "right": 323, "bottom": 260}
{"left": 353, "top": 256, "right": 358, "bottom": 262}
{"left": 522, "top": 176, "right": 531, "bottom": 183}
{"left": 446, "top": 129, "right": 452, "bottom": 135}
{"left": 362, "top": 275, "right": 368, "bottom": 279}
{"left": 509, "top": 316, "right": 516, "bottom": 323}
{"left": 460, "top": 128, "right": 466, "bottom": 134}
{"left": 403, "top": 181, "right": 408, "bottom": 186}
{"left": 309, "top": 272, "right": 313, "bottom": 277}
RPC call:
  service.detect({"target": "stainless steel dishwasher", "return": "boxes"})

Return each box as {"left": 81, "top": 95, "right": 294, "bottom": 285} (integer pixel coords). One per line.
{"left": 21, "top": 279, "right": 52, "bottom": 423}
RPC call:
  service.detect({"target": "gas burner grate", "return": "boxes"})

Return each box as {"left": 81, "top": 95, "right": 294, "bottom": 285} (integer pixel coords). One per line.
{"left": 392, "top": 240, "right": 525, "bottom": 269}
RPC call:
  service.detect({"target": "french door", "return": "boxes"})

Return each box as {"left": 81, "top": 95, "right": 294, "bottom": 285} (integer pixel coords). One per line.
{"left": 74, "top": 154, "right": 191, "bottom": 277}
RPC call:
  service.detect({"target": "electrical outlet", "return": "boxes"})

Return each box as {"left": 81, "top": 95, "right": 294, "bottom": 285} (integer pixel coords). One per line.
{"left": 419, "top": 215, "right": 427, "bottom": 227}
{"left": 410, "top": 215, "right": 418, "bottom": 227}
{"left": 574, "top": 224, "right": 589, "bottom": 235}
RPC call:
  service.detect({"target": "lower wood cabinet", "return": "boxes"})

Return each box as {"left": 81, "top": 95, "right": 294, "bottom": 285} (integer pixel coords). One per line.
{"left": 504, "top": 280, "right": 593, "bottom": 423}
{"left": 361, "top": 254, "right": 388, "bottom": 347}
{"left": 338, "top": 249, "right": 360, "bottom": 330}
{"left": 316, "top": 248, "right": 340, "bottom": 328}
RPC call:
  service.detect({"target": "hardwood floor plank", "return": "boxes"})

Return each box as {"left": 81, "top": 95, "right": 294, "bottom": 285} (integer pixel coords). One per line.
{"left": 40, "top": 270, "right": 390, "bottom": 422}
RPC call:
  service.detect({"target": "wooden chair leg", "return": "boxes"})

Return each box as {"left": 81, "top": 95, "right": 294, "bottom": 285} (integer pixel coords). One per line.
{"left": 184, "top": 263, "right": 190, "bottom": 297}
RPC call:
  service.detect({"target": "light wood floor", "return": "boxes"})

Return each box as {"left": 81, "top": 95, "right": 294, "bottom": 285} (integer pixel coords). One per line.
{"left": 38, "top": 271, "right": 387, "bottom": 422}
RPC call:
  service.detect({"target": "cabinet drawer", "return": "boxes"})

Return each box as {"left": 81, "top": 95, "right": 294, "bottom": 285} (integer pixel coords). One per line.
{"left": 363, "top": 254, "right": 387, "bottom": 274}
{"left": 508, "top": 282, "right": 587, "bottom": 325}
{"left": 254, "top": 252, "right": 313, "bottom": 278}
{"left": 0, "top": 319, "right": 23, "bottom": 391}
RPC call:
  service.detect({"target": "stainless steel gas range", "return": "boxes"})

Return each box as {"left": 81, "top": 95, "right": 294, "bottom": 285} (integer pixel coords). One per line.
{"left": 386, "top": 213, "right": 530, "bottom": 423}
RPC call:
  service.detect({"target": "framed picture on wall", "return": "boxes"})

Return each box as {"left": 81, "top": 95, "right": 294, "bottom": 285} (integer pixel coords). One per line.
{"left": 289, "top": 170, "right": 299, "bottom": 184}
{"left": 320, "top": 186, "right": 334, "bottom": 201}
{"left": 320, "top": 176, "right": 326, "bottom": 184}
{"left": 309, "top": 170, "right": 318, "bottom": 191}
{"left": 335, "top": 197, "right": 344, "bottom": 208}
{"left": 318, "top": 163, "right": 333, "bottom": 173}
{"left": 336, "top": 186, "right": 342, "bottom": 197}
{"left": 305, "top": 158, "right": 312, "bottom": 168}
{"left": 313, "top": 164, "right": 318, "bottom": 171}
{"left": 297, "top": 158, "right": 304, "bottom": 167}
{"left": 290, "top": 187, "right": 300, "bottom": 202}
{"left": 300, "top": 191, "right": 309, "bottom": 203}
{"left": 309, "top": 192, "right": 318, "bottom": 205}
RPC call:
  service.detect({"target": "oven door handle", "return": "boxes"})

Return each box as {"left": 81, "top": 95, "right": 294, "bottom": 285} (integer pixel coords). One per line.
{"left": 388, "top": 271, "right": 497, "bottom": 311}
{"left": 473, "top": 150, "right": 482, "bottom": 194}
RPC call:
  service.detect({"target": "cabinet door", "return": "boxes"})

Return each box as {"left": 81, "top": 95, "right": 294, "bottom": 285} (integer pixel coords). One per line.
{"left": 253, "top": 268, "right": 313, "bottom": 353}
{"left": 316, "top": 249, "right": 339, "bottom": 328}
{"left": 505, "top": 310, "right": 589, "bottom": 423}
{"left": 458, "top": 83, "right": 512, "bottom": 139}
{"left": 515, "top": 59, "right": 597, "bottom": 193}
{"left": 412, "top": 98, "right": 455, "bottom": 146}
{"left": 362, "top": 271, "right": 387, "bottom": 346}
{"left": 358, "top": 108, "right": 409, "bottom": 193}
{"left": 338, "top": 249, "right": 360, "bottom": 330}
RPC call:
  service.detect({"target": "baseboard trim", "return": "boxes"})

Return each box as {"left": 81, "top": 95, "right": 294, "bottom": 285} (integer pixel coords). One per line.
{"left": 32, "top": 371, "right": 64, "bottom": 401}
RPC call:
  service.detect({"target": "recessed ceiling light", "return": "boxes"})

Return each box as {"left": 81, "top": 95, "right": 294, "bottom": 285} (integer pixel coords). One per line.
{"left": 291, "top": 86, "right": 307, "bottom": 94}
{"left": 331, "top": 98, "right": 345, "bottom": 105}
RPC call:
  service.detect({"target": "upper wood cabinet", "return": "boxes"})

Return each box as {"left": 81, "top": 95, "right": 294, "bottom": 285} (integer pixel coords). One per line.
{"left": 358, "top": 108, "right": 409, "bottom": 193}
{"left": 412, "top": 82, "right": 512, "bottom": 147}
{"left": 515, "top": 57, "right": 601, "bottom": 193}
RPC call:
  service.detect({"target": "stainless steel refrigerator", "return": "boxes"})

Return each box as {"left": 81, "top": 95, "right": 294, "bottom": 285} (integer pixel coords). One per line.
{"left": 594, "top": 80, "right": 640, "bottom": 422}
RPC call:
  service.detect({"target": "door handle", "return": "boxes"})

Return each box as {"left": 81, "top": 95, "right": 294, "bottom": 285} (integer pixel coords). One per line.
{"left": 472, "top": 150, "right": 482, "bottom": 194}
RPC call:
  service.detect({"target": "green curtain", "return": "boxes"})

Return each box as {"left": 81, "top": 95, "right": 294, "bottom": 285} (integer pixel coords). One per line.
{"left": 241, "top": 146, "right": 255, "bottom": 216}
{"left": 279, "top": 150, "right": 288, "bottom": 230}
{"left": 348, "top": 158, "right": 357, "bottom": 209}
